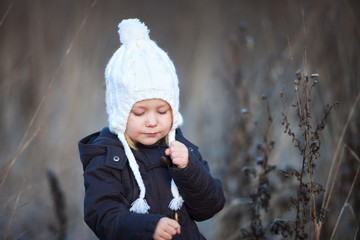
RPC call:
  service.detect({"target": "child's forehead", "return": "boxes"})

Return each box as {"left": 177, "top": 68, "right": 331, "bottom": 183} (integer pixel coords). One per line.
{"left": 133, "top": 99, "right": 170, "bottom": 108}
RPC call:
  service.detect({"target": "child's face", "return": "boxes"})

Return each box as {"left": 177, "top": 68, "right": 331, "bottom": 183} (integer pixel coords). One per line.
{"left": 126, "top": 99, "right": 172, "bottom": 146}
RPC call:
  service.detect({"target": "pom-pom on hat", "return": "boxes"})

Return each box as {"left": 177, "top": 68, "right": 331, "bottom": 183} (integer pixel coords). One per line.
{"left": 105, "top": 18, "right": 184, "bottom": 214}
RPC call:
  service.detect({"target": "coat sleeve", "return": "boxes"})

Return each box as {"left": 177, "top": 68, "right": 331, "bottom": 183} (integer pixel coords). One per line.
{"left": 83, "top": 155, "right": 163, "bottom": 240}
{"left": 168, "top": 144, "right": 226, "bottom": 222}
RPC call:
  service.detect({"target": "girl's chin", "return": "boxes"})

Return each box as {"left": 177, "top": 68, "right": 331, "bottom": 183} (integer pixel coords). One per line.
{"left": 138, "top": 137, "right": 160, "bottom": 146}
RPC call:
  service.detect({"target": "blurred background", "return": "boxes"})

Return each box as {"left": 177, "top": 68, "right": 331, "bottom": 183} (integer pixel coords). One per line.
{"left": 1, "top": 0, "right": 359, "bottom": 239}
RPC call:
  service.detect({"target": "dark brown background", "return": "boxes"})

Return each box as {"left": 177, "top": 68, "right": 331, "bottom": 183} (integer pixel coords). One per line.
{"left": 1, "top": 0, "right": 359, "bottom": 239}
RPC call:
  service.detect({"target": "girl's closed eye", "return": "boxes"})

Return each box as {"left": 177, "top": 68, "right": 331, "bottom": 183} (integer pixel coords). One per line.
{"left": 157, "top": 105, "right": 170, "bottom": 114}
{"left": 158, "top": 109, "right": 169, "bottom": 114}
{"left": 132, "top": 111, "right": 144, "bottom": 116}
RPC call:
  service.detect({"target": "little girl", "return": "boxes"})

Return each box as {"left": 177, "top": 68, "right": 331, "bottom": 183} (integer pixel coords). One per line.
{"left": 78, "top": 18, "right": 225, "bottom": 240}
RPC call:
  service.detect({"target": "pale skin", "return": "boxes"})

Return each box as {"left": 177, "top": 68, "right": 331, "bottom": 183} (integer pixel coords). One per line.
{"left": 153, "top": 217, "right": 181, "bottom": 240}
{"left": 126, "top": 99, "right": 189, "bottom": 239}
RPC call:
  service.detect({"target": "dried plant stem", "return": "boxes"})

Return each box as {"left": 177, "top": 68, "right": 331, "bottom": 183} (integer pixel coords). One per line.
{"left": 326, "top": 145, "right": 346, "bottom": 207}
{"left": 322, "top": 90, "right": 360, "bottom": 207}
{"left": 259, "top": 99, "right": 272, "bottom": 178}
{"left": 302, "top": 7, "right": 307, "bottom": 70}
{"left": 316, "top": 142, "right": 345, "bottom": 240}
{"left": 259, "top": 130, "right": 269, "bottom": 178}
{"left": 0, "top": 0, "right": 13, "bottom": 27}
{"left": 305, "top": 84, "right": 319, "bottom": 239}
{"left": 347, "top": 204, "right": 358, "bottom": 240}
{"left": 309, "top": 157, "right": 319, "bottom": 239}
{"left": 345, "top": 145, "right": 360, "bottom": 163}
{"left": 295, "top": 85, "right": 303, "bottom": 126}
{"left": 295, "top": 156, "right": 305, "bottom": 240}
{"left": 0, "top": 127, "right": 40, "bottom": 189}
{"left": 292, "top": 73, "right": 322, "bottom": 240}
{"left": 47, "top": 169, "right": 67, "bottom": 240}
{"left": 3, "top": 180, "right": 24, "bottom": 239}
{"left": 343, "top": 147, "right": 359, "bottom": 239}
{"left": 330, "top": 164, "right": 360, "bottom": 239}
{"left": 295, "top": 83, "right": 307, "bottom": 240}
{"left": 14, "top": 230, "right": 28, "bottom": 240}
{"left": 287, "top": 35, "right": 294, "bottom": 62}
{"left": 0, "top": 0, "right": 98, "bottom": 189}
{"left": 318, "top": 90, "right": 360, "bottom": 238}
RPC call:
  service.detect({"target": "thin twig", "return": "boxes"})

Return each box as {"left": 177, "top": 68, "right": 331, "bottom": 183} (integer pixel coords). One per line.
{"left": 287, "top": 34, "right": 294, "bottom": 62}
{"left": 322, "top": 90, "right": 360, "bottom": 209}
{"left": 330, "top": 164, "right": 360, "bottom": 239}
{"left": 14, "top": 230, "right": 28, "bottom": 240}
{"left": 3, "top": 180, "right": 25, "bottom": 239}
{"left": 0, "top": 0, "right": 98, "bottom": 189}
{"left": 325, "top": 145, "right": 345, "bottom": 211}
{"left": 0, "top": 127, "right": 40, "bottom": 189}
{"left": 347, "top": 204, "right": 359, "bottom": 235}
{"left": 302, "top": 7, "right": 307, "bottom": 70}
{"left": 309, "top": 155, "right": 319, "bottom": 239}
{"left": 0, "top": 0, "right": 13, "bottom": 27}
{"left": 345, "top": 145, "right": 360, "bottom": 163}
{"left": 304, "top": 77, "right": 319, "bottom": 239}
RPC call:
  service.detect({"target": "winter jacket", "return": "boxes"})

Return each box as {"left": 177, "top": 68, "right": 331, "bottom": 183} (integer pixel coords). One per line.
{"left": 78, "top": 127, "right": 226, "bottom": 240}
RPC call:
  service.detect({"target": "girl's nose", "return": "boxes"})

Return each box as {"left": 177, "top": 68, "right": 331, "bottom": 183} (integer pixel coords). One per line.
{"left": 145, "top": 113, "right": 157, "bottom": 127}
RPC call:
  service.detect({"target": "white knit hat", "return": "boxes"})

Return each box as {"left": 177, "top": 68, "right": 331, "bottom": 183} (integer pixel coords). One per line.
{"left": 105, "top": 18, "right": 184, "bottom": 214}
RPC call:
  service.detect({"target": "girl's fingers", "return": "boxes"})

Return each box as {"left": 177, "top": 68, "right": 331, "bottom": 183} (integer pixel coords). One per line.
{"left": 160, "top": 231, "right": 173, "bottom": 239}
{"left": 165, "top": 148, "right": 171, "bottom": 156}
{"left": 165, "top": 141, "right": 189, "bottom": 168}
{"left": 168, "top": 219, "right": 180, "bottom": 229}
{"left": 168, "top": 142, "right": 187, "bottom": 156}
{"left": 176, "top": 225, "right": 181, "bottom": 235}
{"left": 154, "top": 218, "right": 181, "bottom": 240}
{"left": 163, "top": 220, "right": 180, "bottom": 238}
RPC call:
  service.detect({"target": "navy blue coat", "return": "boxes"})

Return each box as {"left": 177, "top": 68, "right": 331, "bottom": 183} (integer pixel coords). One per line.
{"left": 78, "top": 127, "right": 225, "bottom": 239}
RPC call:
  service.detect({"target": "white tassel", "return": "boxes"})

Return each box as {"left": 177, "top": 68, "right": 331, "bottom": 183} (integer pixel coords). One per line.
{"left": 118, "top": 134, "right": 150, "bottom": 213}
{"left": 169, "top": 196, "right": 184, "bottom": 211}
{"left": 167, "top": 129, "right": 184, "bottom": 210}
{"left": 118, "top": 130, "right": 184, "bottom": 213}
{"left": 168, "top": 179, "right": 184, "bottom": 210}
{"left": 130, "top": 198, "right": 150, "bottom": 214}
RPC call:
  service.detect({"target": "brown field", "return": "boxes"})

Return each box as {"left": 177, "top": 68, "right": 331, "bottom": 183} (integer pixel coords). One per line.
{"left": 1, "top": 0, "right": 359, "bottom": 239}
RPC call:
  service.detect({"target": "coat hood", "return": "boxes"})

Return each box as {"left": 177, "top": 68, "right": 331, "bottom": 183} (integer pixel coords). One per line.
{"left": 78, "top": 127, "right": 125, "bottom": 170}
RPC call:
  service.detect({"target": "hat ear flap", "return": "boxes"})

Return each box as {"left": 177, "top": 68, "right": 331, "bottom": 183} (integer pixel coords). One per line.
{"left": 107, "top": 18, "right": 184, "bottom": 213}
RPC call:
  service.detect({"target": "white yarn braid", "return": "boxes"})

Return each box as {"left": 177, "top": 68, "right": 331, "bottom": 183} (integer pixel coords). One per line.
{"left": 167, "top": 128, "right": 184, "bottom": 211}
{"left": 107, "top": 19, "right": 185, "bottom": 214}
{"left": 118, "top": 128, "right": 184, "bottom": 214}
{"left": 118, "top": 134, "right": 150, "bottom": 214}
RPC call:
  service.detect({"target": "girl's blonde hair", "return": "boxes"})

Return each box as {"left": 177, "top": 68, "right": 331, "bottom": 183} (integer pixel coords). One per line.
{"left": 124, "top": 132, "right": 169, "bottom": 150}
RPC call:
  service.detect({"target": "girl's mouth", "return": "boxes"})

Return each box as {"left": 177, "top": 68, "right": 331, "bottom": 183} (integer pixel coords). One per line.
{"left": 145, "top": 133, "right": 157, "bottom": 137}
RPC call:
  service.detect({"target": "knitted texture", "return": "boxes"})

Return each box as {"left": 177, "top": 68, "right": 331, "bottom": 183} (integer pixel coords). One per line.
{"left": 105, "top": 18, "right": 183, "bottom": 135}
{"left": 105, "top": 18, "right": 184, "bottom": 214}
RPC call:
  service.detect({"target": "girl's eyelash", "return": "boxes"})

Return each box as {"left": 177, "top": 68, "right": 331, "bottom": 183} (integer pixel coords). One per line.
{"left": 132, "top": 108, "right": 168, "bottom": 115}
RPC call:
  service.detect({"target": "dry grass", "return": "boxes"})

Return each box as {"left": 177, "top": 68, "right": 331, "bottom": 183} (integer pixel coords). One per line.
{"left": 215, "top": 0, "right": 360, "bottom": 239}
{"left": 0, "top": 0, "right": 359, "bottom": 239}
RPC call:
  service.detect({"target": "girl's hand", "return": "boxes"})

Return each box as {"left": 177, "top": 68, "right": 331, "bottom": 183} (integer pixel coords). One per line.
{"left": 165, "top": 141, "right": 189, "bottom": 168}
{"left": 153, "top": 217, "right": 181, "bottom": 240}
